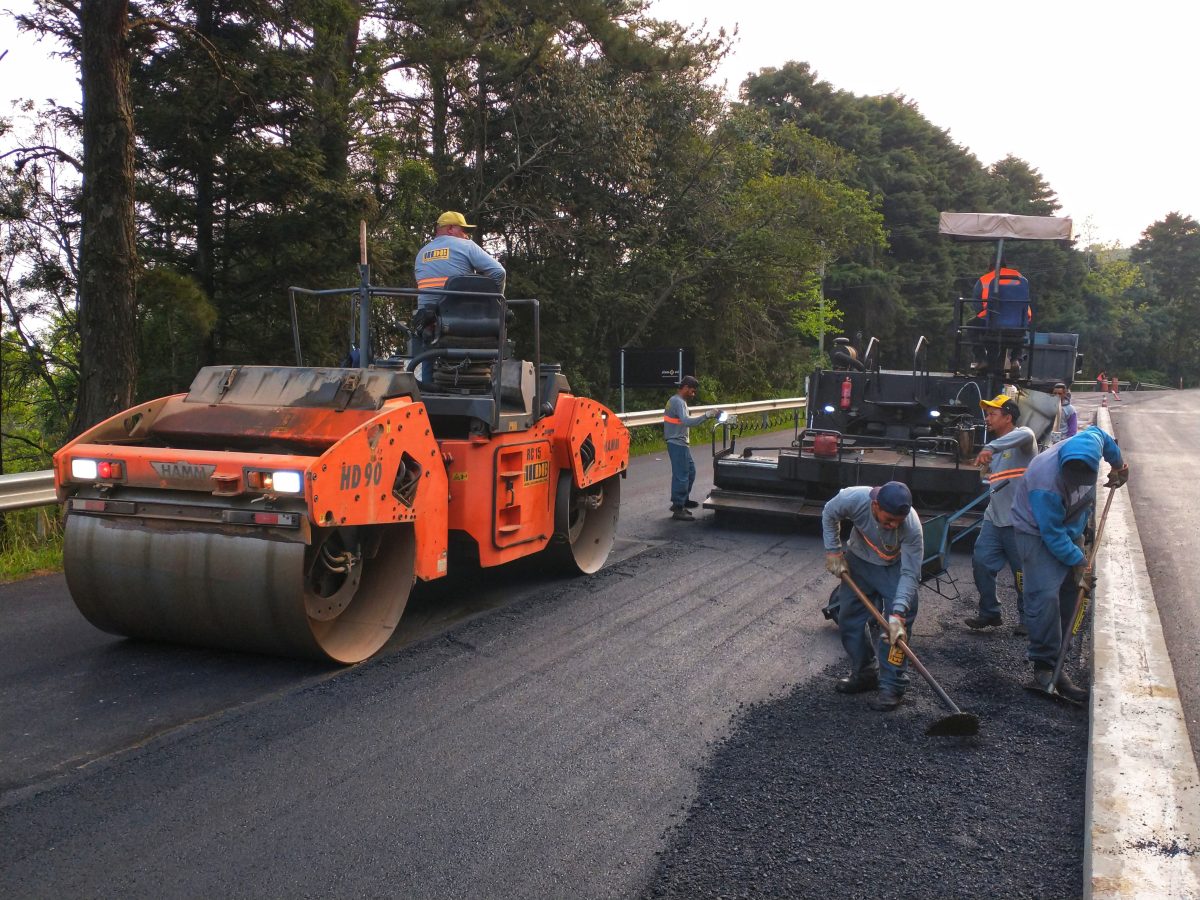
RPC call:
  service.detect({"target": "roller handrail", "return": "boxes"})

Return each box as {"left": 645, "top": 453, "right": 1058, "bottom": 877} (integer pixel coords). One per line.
{"left": 0, "top": 397, "right": 809, "bottom": 512}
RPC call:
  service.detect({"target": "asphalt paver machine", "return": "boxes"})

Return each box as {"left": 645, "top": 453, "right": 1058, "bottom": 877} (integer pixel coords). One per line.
{"left": 53, "top": 242, "right": 629, "bottom": 664}
{"left": 705, "top": 212, "right": 1079, "bottom": 522}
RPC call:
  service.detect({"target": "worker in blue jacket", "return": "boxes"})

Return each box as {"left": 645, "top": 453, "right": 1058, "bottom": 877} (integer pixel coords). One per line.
{"left": 1010, "top": 427, "right": 1129, "bottom": 700}
{"left": 823, "top": 481, "right": 924, "bottom": 711}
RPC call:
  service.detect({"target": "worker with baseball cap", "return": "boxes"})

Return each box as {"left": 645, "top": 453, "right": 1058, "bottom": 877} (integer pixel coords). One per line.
{"left": 414, "top": 210, "right": 506, "bottom": 309}
{"left": 822, "top": 480, "right": 924, "bottom": 711}
{"left": 965, "top": 393, "right": 1038, "bottom": 635}
{"left": 663, "top": 375, "right": 720, "bottom": 521}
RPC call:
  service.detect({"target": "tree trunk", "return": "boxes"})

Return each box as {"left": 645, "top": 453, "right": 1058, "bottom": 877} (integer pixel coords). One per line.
{"left": 311, "top": 2, "right": 361, "bottom": 184}
{"left": 70, "top": 0, "right": 137, "bottom": 437}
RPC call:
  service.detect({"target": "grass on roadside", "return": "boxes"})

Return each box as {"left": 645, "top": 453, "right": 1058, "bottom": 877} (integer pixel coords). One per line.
{"left": 627, "top": 409, "right": 800, "bottom": 458}
{"left": 0, "top": 507, "right": 64, "bottom": 583}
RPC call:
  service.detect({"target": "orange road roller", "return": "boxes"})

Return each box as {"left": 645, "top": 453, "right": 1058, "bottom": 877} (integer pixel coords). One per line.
{"left": 53, "top": 272, "right": 629, "bottom": 663}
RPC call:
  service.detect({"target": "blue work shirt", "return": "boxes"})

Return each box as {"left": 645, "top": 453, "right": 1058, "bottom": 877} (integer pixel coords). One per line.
{"left": 1010, "top": 426, "right": 1124, "bottom": 566}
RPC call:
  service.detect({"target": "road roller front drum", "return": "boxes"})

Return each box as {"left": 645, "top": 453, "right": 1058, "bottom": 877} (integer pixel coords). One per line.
{"left": 64, "top": 515, "right": 416, "bottom": 664}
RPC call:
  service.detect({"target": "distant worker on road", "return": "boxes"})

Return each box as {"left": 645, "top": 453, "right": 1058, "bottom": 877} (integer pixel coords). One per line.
{"left": 822, "top": 482, "right": 924, "bottom": 712}
{"left": 414, "top": 210, "right": 506, "bottom": 308}
{"left": 965, "top": 394, "right": 1037, "bottom": 635}
{"left": 1052, "top": 382, "right": 1078, "bottom": 441}
{"left": 1010, "top": 427, "right": 1128, "bottom": 701}
{"left": 663, "top": 375, "right": 719, "bottom": 521}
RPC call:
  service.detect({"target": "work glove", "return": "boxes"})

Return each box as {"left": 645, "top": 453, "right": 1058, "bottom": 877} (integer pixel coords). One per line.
{"left": 886, "top": 615, "right": 906, "bottom": 646}
{"left": 825, "top": 553, "right": 849, "bottom": 579}
{"left": 1072, "top": 562, "right": 1096, "bottom": 595}
{"left": 704, "top": 408, "right": 718, "bottom": 419}
{"left": 1104, "top": 464, "right": 1129, "bottom": 489}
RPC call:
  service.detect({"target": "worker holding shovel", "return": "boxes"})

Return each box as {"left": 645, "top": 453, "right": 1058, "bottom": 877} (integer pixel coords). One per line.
{"left": 823, "top": 482, "right": 924, "bottom": 712}
{"left": 1010, "top": 427, "right": 1128, "bottom": 701}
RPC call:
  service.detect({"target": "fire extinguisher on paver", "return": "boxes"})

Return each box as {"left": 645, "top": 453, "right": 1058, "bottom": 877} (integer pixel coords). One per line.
{"left": 840, "top": 376, "right": 853, "bottom": 410}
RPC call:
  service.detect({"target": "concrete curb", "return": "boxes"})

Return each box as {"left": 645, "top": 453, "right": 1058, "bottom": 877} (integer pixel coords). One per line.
{"left": 1085, "top": 406, "right": 1200, "bottom": 898}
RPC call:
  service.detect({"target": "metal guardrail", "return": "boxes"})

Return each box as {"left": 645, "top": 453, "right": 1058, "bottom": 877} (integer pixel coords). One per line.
{"left": 618, "top": 396, "right": 807, "bottom": 429}
{"left": 0, "top": 470, "right": 56, "bottom": 513}
{"left": 0, "top": 397, "right": 809, "bottom": 513}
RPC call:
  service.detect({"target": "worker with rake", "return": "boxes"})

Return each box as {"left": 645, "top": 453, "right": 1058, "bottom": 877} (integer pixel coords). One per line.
{"left": 1010, "top": 427, "right": 1128, "bottom": 701}
{"left": 823, "top": 481, "right": 924, "bottom": 712}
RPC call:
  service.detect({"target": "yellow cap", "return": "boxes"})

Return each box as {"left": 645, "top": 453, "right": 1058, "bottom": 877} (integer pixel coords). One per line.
{"left": 437, "top": 211, "right": 475, "bottom": 229}
{"left": 980, "top": 393, "right": 1017, "bottom": 414}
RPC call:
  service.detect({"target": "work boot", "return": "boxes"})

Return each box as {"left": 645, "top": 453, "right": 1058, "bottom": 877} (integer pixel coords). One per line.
{"left": 669, "top": 504, "right": 681, "bottom": 512}
{"left": 1055, "top": 671, "right": 1090, "bottom": 703}
{"left": 965, "top": 615, "right": 1003, "bottom": 630}
{"left": 1030, "top": 664, "right": 1055, "bottom": 693}
{"left": 671, "top": 508, "right": 694, "bottom": 521}
{"left": 684, "top": 500, "right": 699, "bottom": 509}
{"left": 868, "top": 689, "right": 904, "bottom": 712}
{"left": 1012, "top": 622, "right": 1029, "bottom": 637}
{"left": 835, "top": 671, "right": 879, "bottom": 694}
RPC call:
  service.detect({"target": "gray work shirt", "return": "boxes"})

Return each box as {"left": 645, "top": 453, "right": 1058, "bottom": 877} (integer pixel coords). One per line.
{"left": 981, "top": 425, "right": 1038, "bottom": 527}
{"left": 663, "top": 394, "right": 708, "bottom": 446}
{"left": 821, "top": 485, "right": 923, "bottom": 615}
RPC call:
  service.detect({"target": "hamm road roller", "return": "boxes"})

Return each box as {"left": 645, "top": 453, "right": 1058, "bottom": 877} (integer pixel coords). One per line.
{"left": 53, "top": 260, "right": 629, "bottom": 664}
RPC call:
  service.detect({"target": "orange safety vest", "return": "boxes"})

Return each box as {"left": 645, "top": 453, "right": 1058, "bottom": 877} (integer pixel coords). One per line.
{"left": 854, "top": 527, "right": 900, "bottom": 562}
{"left": 975, "top": 267, "right": 1031, "bottom": 321}
{"left": 987, "top": 467, "right": 1027, "bottom": 484}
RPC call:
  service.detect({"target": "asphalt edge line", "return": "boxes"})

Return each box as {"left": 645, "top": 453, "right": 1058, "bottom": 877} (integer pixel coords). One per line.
{"left": 1085, "top": 406, "right": 1200, "bottom": 898}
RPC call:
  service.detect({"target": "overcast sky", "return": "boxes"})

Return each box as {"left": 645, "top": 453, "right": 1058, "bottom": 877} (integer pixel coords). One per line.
{"left": 650, "top": 0, "right": 1196, "bottom": 248}
{"left": 3, "top": 2, "right": 1194, "bottom": 247}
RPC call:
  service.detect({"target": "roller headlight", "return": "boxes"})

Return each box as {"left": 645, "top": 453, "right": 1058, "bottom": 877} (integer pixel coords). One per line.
{"left": 271, "top": 470, "right": 303, "bottom": 494}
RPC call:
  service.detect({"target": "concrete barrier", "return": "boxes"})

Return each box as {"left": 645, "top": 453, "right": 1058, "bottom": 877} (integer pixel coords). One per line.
{"left": 1085, "top": 406, "right": 1200, "bottom": 897}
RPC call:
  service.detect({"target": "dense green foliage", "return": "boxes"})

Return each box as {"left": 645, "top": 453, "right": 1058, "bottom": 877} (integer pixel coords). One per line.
{"left": 3, "top": 1, "right": 1198, "bottom": 484}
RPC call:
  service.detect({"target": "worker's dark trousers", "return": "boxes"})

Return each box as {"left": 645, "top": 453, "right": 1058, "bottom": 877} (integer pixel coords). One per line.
{"left": 972, "top": 520, "right": 1025, "bottom": 622}
{"left": 666, "top": 442, "right": 695, "bottom": 508}
{"left": 834, "top": 554, "right": 917, "bottom": 694}
{"left": 1015, "top": 532, "right": 1078, "bottom": 668}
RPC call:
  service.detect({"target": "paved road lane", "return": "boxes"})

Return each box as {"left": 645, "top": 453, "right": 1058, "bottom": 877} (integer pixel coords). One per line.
{"left": 1107, "top": 389, "right": 1200, "bottom": 771}
{"left": 1, "top": 488, "right": 842, "bottom": 897}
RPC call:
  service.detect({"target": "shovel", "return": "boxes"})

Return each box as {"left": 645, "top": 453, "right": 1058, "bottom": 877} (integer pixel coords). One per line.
{"left": 840, "top": 573, "right": 979, "bottom": 737}
{"left": 1026, "top": 483, "right": 1118, "bottom": 705}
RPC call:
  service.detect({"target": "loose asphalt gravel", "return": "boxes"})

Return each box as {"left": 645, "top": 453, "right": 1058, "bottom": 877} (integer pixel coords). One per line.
{"left": 641, "top": 576, "right": 1090, "bottom": 900}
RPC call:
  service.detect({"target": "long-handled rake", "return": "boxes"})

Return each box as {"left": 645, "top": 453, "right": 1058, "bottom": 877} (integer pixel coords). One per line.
{"left": 840, "top": 573, "right": 980, "bottom": 737}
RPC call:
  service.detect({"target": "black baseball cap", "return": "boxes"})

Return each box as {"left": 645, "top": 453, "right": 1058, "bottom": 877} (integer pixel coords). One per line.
{"left": 870, "top": 481, "right": 912, "bottom": 516}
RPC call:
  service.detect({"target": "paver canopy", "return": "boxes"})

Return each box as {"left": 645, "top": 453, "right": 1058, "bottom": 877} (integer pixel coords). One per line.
{"left": 938, "top": 212, "right": 1073, "bottom": 242}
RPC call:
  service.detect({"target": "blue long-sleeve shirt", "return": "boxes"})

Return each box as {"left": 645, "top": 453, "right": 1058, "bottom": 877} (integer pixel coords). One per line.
{"left": 821, "top": 486, "right": 923, "bottom": 615}
{"left": 1010, "top": 426, "right": 1124, "bottom": 566}
{"left": 414, "top": 235, "right": 506, "bottom": 307}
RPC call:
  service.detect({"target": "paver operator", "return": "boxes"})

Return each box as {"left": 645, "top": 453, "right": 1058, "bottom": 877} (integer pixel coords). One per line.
{"left": 822, "top": 481, "right": 924, "bottom": 712}
{"left": 965, "top": 394, "right": 1037, "bottom": 635}
{"left": 1010, "top": 426, "right": 1128, "bottom": 701}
